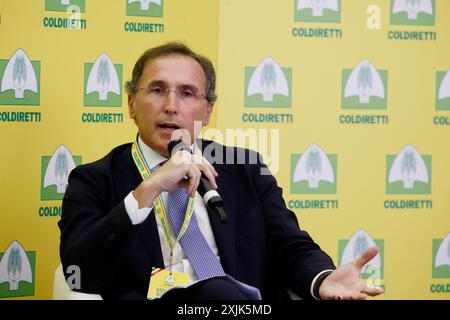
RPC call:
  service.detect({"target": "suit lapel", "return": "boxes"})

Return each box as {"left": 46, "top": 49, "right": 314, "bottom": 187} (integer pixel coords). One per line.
{"left": 206, "top": 169, "right": 237, "bottom": 276}
{"left": 118, "top": 144, "right": 164, "bottom": 267}
{"left": 139, "top": 210, "right": 165, "bottom": 267}
{"left": 201, "top": 140, "right": 238, "bottom": 277}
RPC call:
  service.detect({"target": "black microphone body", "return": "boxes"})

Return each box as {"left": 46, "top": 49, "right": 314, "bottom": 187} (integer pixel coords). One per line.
{"left": 168, "top": 140, "right": 227, "bottom": 223}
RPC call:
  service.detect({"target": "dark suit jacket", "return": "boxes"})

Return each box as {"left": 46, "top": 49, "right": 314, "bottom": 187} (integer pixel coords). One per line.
{"left": 59, "top": 139, "right": 335, "bottom": 300}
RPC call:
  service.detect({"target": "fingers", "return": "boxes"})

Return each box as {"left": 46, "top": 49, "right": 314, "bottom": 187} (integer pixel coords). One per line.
{"left": 362, "top": 286, "right": 384, "bottom": 297}
{"left": 171, "top": 153, "right": 217, "bottom": 197}
{"left": 199, "top": 164, "right": 218, "bottom": 189}
{"left": 352, "top": 293, "right": 368, "bottom": 300}
{"left": 186, "top": 154, "right": 218, "bottom": 190}
{"left": 323, "top": 292, "right": 368, "bottom": 300}
{"left": 185, "top": 165, "right": 201, "bottom": 198}
{"left": 335, "top": 287, "right": 381, "bottom": 300}
{"left": 354, "top": 246, "right": 379, "bottom": 269}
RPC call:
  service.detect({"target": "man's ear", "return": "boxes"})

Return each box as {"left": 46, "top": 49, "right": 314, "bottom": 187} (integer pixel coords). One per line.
{"left": 203, "top": 103, "right": 214, "bottom": 126}
{"left": 128, "top": 94, "right": 136, "bottom": 119}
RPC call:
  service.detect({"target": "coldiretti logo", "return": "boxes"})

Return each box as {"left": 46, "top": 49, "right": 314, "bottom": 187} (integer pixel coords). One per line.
{"left": 433, "top": 233, "right": 450, "bottom": 279}
{"left": 294, "top": 0, "right": 341, "bottom": 23}
{"left": 41, "top": 145, "right": 81, "bottom": 200}
{"left": 244, "top": 57, "right": 292, "bottom": 108}
{"left": 291, "top": 144, "right": 337, "bottom": 194}
{"left": 436, "top": 69, "right": 450, "bottom": 111}
{"left": 390, "top": 0, "right": 435, "bottom": 26}
{"left": 84, "top": 52, "right": 122, "bottom": 107}
{"left": 126, "top": 0, "right": 163, "bottom": 18}
{"left": 0, "top": 48, "right": 40, "bottom": 106}
{"left": 339, "top": 229, "right": 384, "bottom": 283}
{"left": 386, "top": 145, "right": 431, "bottom": 195}
{"left": 342, "top": 59, "right": 388, "bottom": 110}
{"left": 0, "top": 241, "right": 36, "bottom": 298}
{"left": 45, "top": 0, "right": 86, "bottom": 13}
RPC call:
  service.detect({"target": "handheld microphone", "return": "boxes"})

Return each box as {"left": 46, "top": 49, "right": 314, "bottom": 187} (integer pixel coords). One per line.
{"left": 168, "top": 139, "right": 227, "bottom": 223}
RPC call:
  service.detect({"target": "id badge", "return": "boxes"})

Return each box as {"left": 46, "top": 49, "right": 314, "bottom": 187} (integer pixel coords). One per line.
{"left": 147, "top": 268, "right": 190, "bottom": 299}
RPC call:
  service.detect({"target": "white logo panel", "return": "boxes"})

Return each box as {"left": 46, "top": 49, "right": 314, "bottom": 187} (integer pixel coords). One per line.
{"left": 297, "top": 0, "right": 339, "bottom": 17}
{"left": 344, "top": 59, "right": 385, "bottom": 104}
{"left": 388, "top": 145, "right": 429, "bottom": 189}
{"left": 1, "top": 48, "right": 38, "bottom": 99}
{"left": 393, "top": 0, "right": 433, "bottom": 20}
{"left": 247, "top": 57, "right": 289, "bottom": 102}
{"left": 0, "top": 241, "right": 32, "bottom": 291}
{"left": 86, "top": 52, "right": 120, "bottom": 101}
{"left": 293, "top": 144, "right": 334, "bottom": 188}
{"left": 43, "top": 145, "right": 77, "bottom": 194}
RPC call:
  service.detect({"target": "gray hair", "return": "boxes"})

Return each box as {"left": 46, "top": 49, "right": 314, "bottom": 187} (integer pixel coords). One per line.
{"left": 125, "top": 42, "right": 217, "bottom": 103}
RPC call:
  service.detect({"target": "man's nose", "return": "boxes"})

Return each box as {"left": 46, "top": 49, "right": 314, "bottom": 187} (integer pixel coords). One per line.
{"left": 162, "top": 90, "right": 179, "bottom": 113}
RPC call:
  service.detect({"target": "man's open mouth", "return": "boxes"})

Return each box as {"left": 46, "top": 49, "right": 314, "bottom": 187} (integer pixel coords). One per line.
{"left": 158, "top": 123, "right": 180, "bottom": 130}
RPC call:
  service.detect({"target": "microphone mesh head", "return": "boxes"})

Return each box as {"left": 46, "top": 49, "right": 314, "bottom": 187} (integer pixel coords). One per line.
{"left": 168, "top": 139, "right": 191, "bottom": 156}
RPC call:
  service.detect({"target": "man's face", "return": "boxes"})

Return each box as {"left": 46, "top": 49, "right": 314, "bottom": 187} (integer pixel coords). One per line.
{"left": 128, "top": 54, "right": 213, "bottom": 157}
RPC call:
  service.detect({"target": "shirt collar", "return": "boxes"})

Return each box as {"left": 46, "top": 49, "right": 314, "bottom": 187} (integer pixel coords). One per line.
{"left": 137, "top": 135, "right": 196, "bottom": 171}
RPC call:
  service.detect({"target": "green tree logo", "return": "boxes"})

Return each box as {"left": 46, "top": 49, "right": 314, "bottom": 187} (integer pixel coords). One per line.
{"left": 357, "top": 66, "right": 373, "bottom": 100}
{"left": 126, "top": 0, "right": 163, "bottom": 18}
{"left": 7, "top": 246, "right": 22, "bottom": 290}
{"left": 294, "top": 0, "right": 341, "bottom": 22}
{"left": 291, "top": 144, "right": 337, "bottom": 194}
{"left": 432, "top": 233, "right": 450, "bottom": 278}
{"left": 84, "top": 52, "right": 122, "bottom": 106}
{"left": 45, "top": 0, "right": 86, "bottom": 13}
{"left": 97, "top": 58, "right": 111, "bottom": 100}
{"left": 387, "top": 145, "right": 431, "bottom": 194}
{"left": 261, "top": 63, "right": 276, "bottom": 100}
{"left": 245, "top": 57, "right": 291, "bottom": 108}
{"left": 342, "top": 59, "right": 387, "bottom": 109}
{"left": 306, "top": 150, "right": 322, "bottom": 178}
{"left": 41, "top": 145, "right": 81, "bottom": 200}
{"left": 12, "top": 54, "right": 27, "bottom": 98}
{"left": 436, "top": 69, "right": 450, "bottom": 110}
{"left": 0, "top": 48, "right": 40, "bottom": 105}
{"left": 401, "top": 151, "right": 416, "bottom": 185}
{"left": 391, "top": 0, "right": 435, "bottom": 25}
{"left": 55, "top": 151, "right": 69, "bottom": 193}
{"left": 0, "top": 241, "right": 35, "bottom": 297}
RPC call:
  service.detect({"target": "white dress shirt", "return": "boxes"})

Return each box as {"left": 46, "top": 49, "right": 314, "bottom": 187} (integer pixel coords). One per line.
{"left": 124, "top": 136, "right": 220, "bottom": 284}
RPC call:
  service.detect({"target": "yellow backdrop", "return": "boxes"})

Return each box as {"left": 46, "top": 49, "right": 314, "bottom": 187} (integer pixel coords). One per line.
{"left": 0, "top": 0, "right": 448, "bottom": 299}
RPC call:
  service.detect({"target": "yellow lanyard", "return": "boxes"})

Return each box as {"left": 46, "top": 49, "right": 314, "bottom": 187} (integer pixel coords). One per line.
{"left": 131, "top": 139, "right": 208, "bottom": 265}
{"left": 131, "top": 140, "right": 196, "bottom": 259}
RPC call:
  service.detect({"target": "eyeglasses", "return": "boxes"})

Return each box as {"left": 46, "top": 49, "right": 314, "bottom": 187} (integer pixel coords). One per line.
{"left": 136, "top": 85, "right": 208, "bottom": 105}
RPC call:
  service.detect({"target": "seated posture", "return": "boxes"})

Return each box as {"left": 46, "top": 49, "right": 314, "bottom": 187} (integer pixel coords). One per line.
{"left": 59, "top": 42, "right": 383, "bottom": 300}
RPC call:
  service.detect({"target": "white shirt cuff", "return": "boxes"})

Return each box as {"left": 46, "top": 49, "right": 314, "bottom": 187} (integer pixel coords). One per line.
{"left": 124, "top": 191, "right": 152, "bottom": 225}
{"left": 310, "top": 269, "right": 334, "bottom": 300}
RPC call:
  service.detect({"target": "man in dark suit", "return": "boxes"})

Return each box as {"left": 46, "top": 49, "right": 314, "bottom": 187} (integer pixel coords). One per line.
{"left": 59, "top": 42, "right": 383, "bottom": 300}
